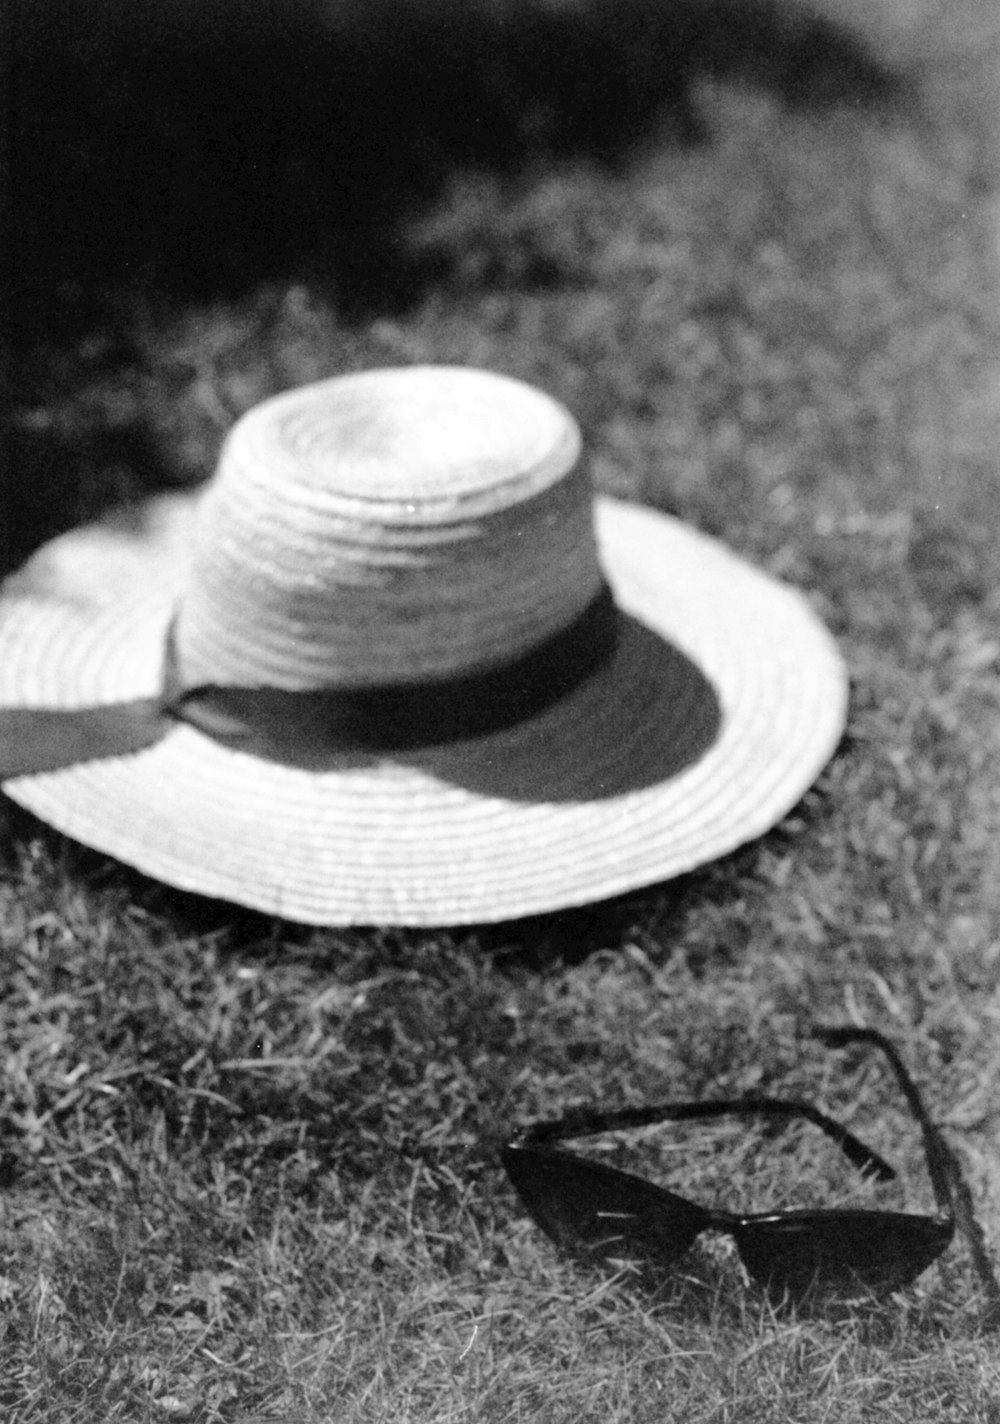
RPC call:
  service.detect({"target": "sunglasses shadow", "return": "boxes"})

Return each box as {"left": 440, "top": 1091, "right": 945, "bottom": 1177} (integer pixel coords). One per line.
{"left": 524, "top": 1219, "right": 919, "bottom": 1329}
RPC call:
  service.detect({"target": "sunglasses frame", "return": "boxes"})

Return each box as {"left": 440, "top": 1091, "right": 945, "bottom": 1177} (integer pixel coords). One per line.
{"left": 502, "top": 1026, "right": 956, "bottom": 1301}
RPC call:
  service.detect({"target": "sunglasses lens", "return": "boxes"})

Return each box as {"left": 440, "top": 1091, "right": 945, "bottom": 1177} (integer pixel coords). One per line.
{"left": 503, "top": 1144, "right": 710, "bottom": 1270}
{"left": 735, "top": 1210, "right": 955, "bottom": 1300}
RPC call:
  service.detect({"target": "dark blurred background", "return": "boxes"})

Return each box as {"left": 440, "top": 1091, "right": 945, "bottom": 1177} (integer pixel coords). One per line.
{"left": 5, "top": 0, "right": 906, "bottom": 569}
{"left": 12, "top": 0, "right": 903, "bottom": 316}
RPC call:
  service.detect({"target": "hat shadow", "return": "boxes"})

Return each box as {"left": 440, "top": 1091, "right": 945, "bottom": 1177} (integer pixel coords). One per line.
{"left": 395, "top": 611, "right": 722, "bottom": 804}
{"left": 161, "top": 608, "right": 721, "bottom": 802}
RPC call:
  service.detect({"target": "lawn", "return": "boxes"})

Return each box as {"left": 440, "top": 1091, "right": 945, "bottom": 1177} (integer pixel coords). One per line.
{"left": 3, "top": 1, "right": 1000, "bottom": 1420}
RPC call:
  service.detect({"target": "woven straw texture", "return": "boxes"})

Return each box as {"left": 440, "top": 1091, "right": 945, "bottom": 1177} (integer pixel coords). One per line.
{"left": 176, "top": 368, "right": 596, "bottom": 690}
{"left": 0, "top": 489, "right": 847, "bottom": 924}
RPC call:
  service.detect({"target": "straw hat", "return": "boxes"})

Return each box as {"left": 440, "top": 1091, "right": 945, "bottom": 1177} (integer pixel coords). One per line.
{"left": 0, "top": 366, "right": 847, "bottom": 925}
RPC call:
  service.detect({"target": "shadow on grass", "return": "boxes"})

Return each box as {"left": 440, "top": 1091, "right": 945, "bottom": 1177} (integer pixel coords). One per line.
{"left": 4, "top": 0, "right": 910, "bottom": 571}
{"left": 13, "top": 0, "right": 907, "bottom": 331}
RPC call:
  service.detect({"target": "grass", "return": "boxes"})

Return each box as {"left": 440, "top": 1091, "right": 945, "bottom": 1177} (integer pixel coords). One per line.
{"left": 4, "top": 0, "right": 1000, "bottom": 1419}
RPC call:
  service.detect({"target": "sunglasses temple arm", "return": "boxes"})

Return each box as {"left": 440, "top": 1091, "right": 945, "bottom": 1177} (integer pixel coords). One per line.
{"left": 815, "top": 1026, "right": 956, "bottom": 1215}
{"left": 818, "top": 1025, "right": 1000, "bottom": 1323}
{"left": 511, "top": 1095, "right": 896, "bottom": 1181}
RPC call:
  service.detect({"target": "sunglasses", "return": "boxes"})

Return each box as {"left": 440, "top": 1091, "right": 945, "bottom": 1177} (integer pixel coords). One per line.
{"left": 502, "top": 1026, "right": 956, "bottom": 1302}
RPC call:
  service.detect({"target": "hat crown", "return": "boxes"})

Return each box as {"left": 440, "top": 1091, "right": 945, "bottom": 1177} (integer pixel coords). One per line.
{"left": 175, "top": 367, "right": 602, "bottom": 689}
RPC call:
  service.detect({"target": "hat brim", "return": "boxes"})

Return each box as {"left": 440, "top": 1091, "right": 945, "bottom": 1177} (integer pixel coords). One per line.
{"left": 0, "top": 494, "right": 846, "bottom": 925}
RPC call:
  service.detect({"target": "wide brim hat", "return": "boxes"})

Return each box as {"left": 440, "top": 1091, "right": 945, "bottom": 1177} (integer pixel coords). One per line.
{"left": 0, "top": 367, "right": 847, "bottom": 926}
